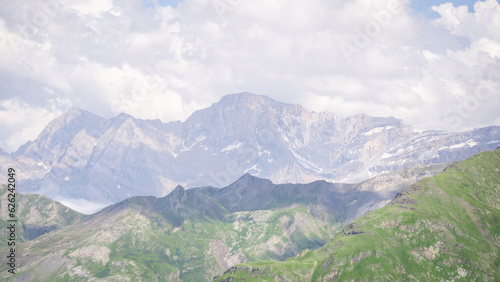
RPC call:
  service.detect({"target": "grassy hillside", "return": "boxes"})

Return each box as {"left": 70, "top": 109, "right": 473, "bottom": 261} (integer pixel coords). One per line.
{"left": 0, "top": 202, "right": 335, "bottom": 281}
{"left": 215, "top": 148, "right": 500, "bottom": 281}
{"left": 0, "top": 164, "right": 445, "bottom": 281}
{"left": 0, "top": 187, "right": 85, "bottom": 244}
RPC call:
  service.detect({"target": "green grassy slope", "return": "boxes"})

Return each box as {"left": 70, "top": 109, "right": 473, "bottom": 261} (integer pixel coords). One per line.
{"left": 216, "top": 148, "right": 500, "bottom": 281}
{"left": 0, "top": 187, "right": 85, "bottom": 244}
{"left": 0, "top": 203, "right": 335, "bottom": 281}
{"left": 0, "top": 164, "right": 446, "bottom": 281}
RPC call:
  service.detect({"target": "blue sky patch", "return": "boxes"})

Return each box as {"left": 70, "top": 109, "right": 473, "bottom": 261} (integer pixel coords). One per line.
{"left": 143, "top": 0, "right": 183, "bottom": 9}
{"left": 411, "top": 0, "right": 476, "bottom": 18}
{"left": 157, "top": 0, "right": 183, "bottom": 8}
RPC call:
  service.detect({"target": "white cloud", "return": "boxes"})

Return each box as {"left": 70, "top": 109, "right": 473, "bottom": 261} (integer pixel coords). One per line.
{"left": 432, "top": 0, "right": 500, "bottom": 42}
{"left": 0, "top": 99, "right": 69, "bottom": 152}
{"left": 53, "top": 195, "right": 109, "bottom": 214}
{"left": 0, "top": 0, "right": 499, "bottom": 152}
{"left": 63, "top": 0, "right": 114, "bottom": 17}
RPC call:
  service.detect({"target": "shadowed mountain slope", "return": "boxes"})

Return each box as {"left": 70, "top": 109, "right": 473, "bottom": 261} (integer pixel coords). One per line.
{"left": 216, "top": 148, "right": 500, "bottom": 281}
{"left": 0, "top": 187, "right": 85, "bottom": 242}
{"left": 0, "top": 164, "right": 444, "bottom": 281}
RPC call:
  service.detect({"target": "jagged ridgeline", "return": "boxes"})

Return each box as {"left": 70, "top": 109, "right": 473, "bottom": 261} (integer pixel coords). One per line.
{"left": 3, "top": 93, "right": 500, "bottom": 207}
{"left": 0, "top": 188, "right": 85, "bottom": 242}
{"left": 215, "top": 148, "right": 500, "bottom": 281}
{"left": 0, "top": 164, "right": 442, "bottom": 281}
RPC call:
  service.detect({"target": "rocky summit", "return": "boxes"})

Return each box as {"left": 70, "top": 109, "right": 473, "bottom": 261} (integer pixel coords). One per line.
{"left": 2, "top": 93, "right": 500, "bottom": 208}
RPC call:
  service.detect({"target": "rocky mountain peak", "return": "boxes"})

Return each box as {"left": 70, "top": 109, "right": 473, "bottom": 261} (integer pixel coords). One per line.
{"left": 63, "top": 107, "right": 86, "bottom": 118}
{"left": 217, "top": 92, "right": 285, "bottom": 108}
{"left": 41, "top": 107, "right": 86, "bottom": 133}
{"left": 4, "top": 93, "right": 500, "bottom": 208}
{"left": 227, "top": 173, "right": 273, "bottom": 189}
{"left": 168, "top": 185, "right": 187, "bottom": 204}
{"left": 173, "top": 185, "right": 186, "bottom": 194}
{"left": 235, "top": 172, "right": 258, "bottom": 182}
{"left": 112, "top": 112, "right": 135, "bottom": 123}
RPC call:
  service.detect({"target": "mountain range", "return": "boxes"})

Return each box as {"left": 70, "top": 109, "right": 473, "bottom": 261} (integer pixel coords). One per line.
{"left": 1, "top": 149, "right": 497, "bottom": 281}
{"left": 0, "top": 163, "right": 445, "bottom": 281}
{"left": 216, "top": 148, "right": 500, "bottom": 281}
{"left": 2, "top": 92, "right": 500, "bottom": 211}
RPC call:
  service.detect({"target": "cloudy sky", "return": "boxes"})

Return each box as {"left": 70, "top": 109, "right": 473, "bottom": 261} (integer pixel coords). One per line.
{"left": 0, "top": 0, "right": 499, "bottom": 153}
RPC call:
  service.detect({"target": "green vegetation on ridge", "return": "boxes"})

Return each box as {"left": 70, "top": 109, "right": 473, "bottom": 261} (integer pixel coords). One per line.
{"left": 0, "top": 188, "right": 85, "bottom": 244}
{"left": 0, "top": 163, "right": 447, "bottom": 281}
{"left": 215, "top": 148, "right": 500, "bottom": 281}
{"left": 0, "top": 201, "right": 337, "bottom": 281}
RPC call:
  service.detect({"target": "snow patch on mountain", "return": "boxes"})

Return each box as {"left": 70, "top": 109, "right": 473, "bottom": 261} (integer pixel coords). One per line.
{"left": 221, "top": 142, "right": 243, "bottom": 153}
{"left": 363, "top": 126, "right": 394, "bottom": 136}
{"left": 440, "top": 139, "right": 478, "bottom": 150}
{"left": 244, "top": 164, "right": 261, "bottom": 175}
{"left": 3, "top": 93, "right": 500, "bottom": 205}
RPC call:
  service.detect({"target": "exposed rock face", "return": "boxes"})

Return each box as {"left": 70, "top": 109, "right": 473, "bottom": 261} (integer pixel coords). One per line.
{"left": 0, "top": 186, "right": 84, "bottom": 241}
{"left": 214, "top": 149, "right": 500, "bottom": 281}
{"left": 0, "top": 165, "right": 444, "bottom": 281}
{"left": 2, "top": 93, "right": 500, "bottom": 206}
